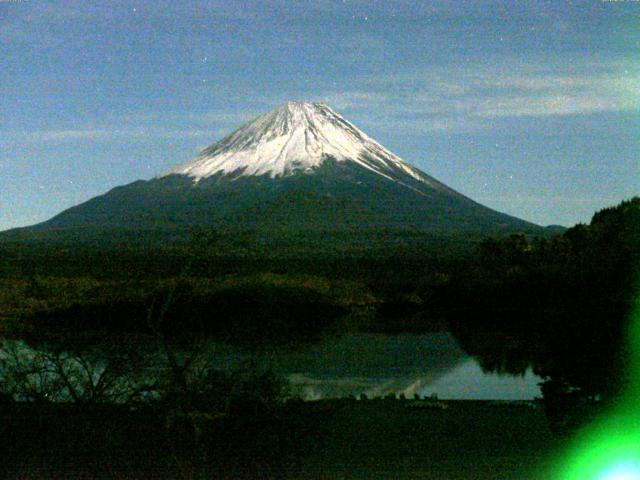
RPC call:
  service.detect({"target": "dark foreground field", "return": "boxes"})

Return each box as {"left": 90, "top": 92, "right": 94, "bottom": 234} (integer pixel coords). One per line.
{"left": 0, "top": 399, "right": 561, "bottom": 479}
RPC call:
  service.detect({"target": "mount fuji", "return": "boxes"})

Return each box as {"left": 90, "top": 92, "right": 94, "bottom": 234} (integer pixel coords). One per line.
{"left": 2, "top": 102, "right": 543, "bottom": 248}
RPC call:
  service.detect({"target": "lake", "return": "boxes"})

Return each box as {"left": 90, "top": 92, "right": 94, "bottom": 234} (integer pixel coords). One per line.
{"left": 201, "top": 332, "right": 542, "bottom": 400}
{"left": 0, "top": 332, "right": 542, "bottom": 401}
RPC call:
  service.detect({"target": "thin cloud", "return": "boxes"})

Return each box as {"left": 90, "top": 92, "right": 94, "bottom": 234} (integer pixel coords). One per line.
{"left": 314, "top": 60, "right": 639, "bottom": 134}
{"left": 475, "top": 94, "right": 627, "bottom": 118}
{"left": 3, "top": 59, "right": 635, "bottom": 147}
{"left": 27, "top": 130, "right": 111, "bottom": 141}
{"left": 316, "top": 92, "right": 390, "bottom": 111}
{"left": 3, "top": 127, "right": 215, "bottom": 144}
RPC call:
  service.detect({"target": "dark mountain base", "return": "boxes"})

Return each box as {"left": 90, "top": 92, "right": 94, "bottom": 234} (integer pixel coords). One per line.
{"left": 1, "top": 161, "right": 544, "bottom": 248}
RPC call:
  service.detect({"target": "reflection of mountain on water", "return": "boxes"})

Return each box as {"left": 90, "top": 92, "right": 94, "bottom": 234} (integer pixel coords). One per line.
{"left": 210, "top": 333, "right": 468, "bottom": 399}
{"left": 1, "top": 333, "right": 542, "bottom": 401}
{"left": 209, "top": 333, "right": 542, "bottom": 400}
{"left": 426, "top": 360, "right": 542, "bottom": 401}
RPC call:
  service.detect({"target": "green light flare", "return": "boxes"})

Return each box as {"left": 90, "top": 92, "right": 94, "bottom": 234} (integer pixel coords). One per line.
{"left": 556, "top": 293, "right": 640, "bottom": 480}
{"left": 598, "top": 461, "right": 640, "bottom": 480}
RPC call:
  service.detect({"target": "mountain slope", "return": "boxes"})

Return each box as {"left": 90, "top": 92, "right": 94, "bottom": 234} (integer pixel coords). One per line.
{"left": 1, "top": 102, "right": 543, "bottom": 248}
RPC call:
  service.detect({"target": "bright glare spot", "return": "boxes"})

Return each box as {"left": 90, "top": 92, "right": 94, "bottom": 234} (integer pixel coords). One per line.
{"left": 598, "top": 461, "right": 640, "bottom": 480}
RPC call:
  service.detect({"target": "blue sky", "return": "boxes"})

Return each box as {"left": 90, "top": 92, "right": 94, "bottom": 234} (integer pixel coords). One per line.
{"left": 1, "top": 0, "right": 638, "bottom": 230}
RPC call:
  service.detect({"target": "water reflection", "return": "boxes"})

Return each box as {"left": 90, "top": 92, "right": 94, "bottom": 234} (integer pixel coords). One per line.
{"left": 0, "top": 333, "right": 542, "bottom": 401}
{"left": 199, "top": 333, "right": 541, "bottom": 400}
{"left": 424, "top": 359, "right": 541, "bottom": 400}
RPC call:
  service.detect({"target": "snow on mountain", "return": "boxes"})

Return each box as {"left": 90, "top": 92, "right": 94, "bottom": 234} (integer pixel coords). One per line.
{"left": 166, "top": 101, "right": 444, "bottom": 192}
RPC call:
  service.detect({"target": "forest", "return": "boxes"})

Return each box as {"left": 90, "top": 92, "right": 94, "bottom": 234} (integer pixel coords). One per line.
{"left": 0, "top": 197, "right": 637, "bottom": 476}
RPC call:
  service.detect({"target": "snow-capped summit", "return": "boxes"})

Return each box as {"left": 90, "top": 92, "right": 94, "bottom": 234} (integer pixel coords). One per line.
{"left": 167, "top": 101, "right": 443, "bottom": 191}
